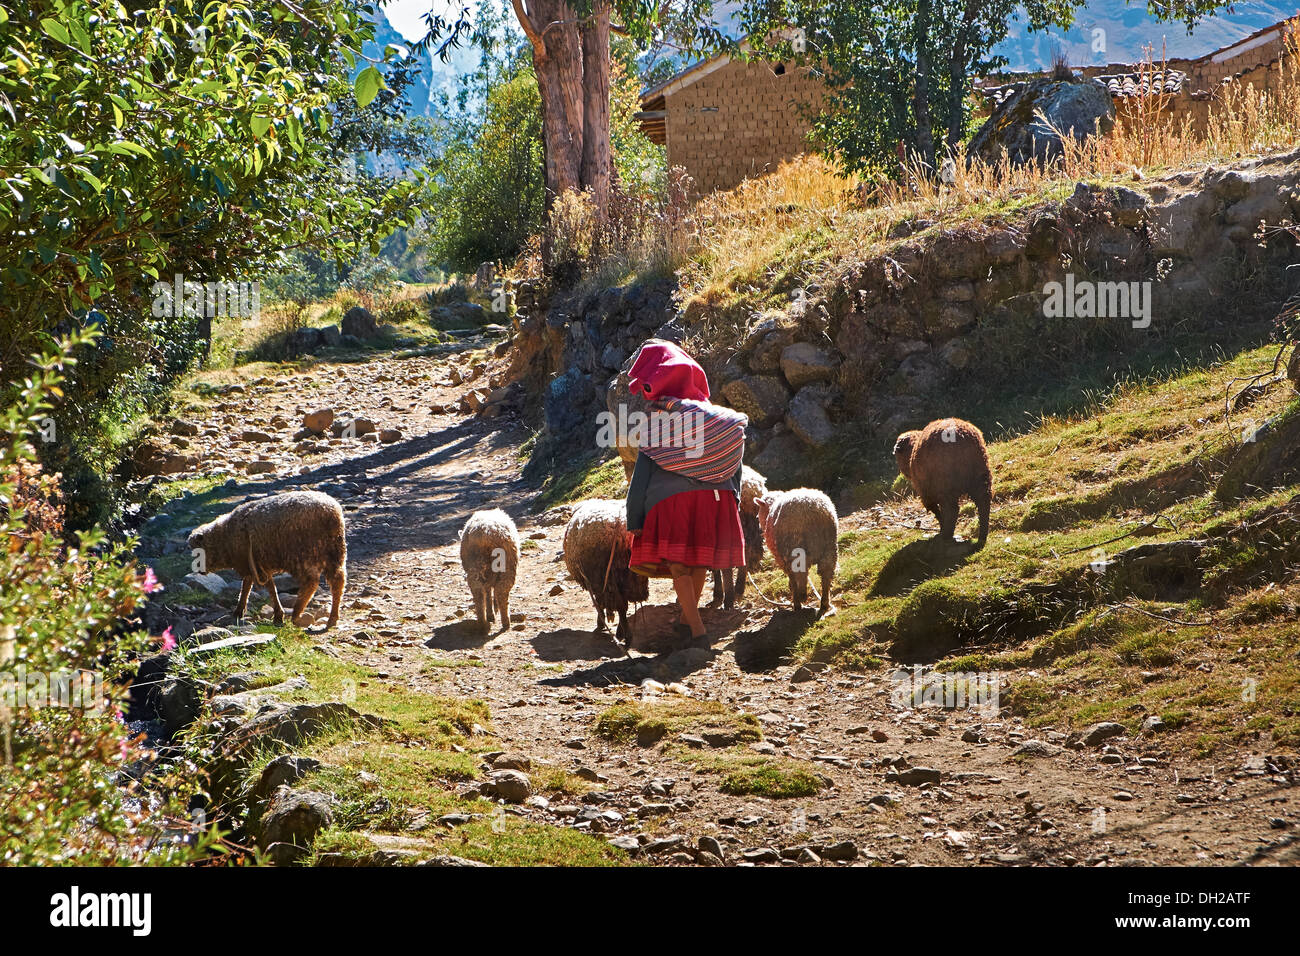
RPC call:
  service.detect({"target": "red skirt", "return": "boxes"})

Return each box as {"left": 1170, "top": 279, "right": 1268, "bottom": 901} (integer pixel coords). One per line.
{"left": 630, "top": 489, "right": 746, "bottom": 577}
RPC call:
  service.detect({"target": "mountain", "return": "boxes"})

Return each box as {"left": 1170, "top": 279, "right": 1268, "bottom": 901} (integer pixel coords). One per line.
{"left": 995, "top": 1, "right": 1296, "bottom": 71}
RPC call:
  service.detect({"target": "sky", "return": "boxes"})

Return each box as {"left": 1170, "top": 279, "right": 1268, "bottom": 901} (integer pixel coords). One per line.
{"left": 383, "top": 0, "right": 463, "bottom": 43}
{"left": 380, "top": 1, "right": 1293, "bottom": 66}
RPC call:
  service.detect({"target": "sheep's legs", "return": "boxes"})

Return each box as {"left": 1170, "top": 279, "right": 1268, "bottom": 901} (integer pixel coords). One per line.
{"left": 593, "top": 605, "right": 609, "bottom": 633}
{"left": 326, "top": 569, "right": 345, "bottom": 629}
{"left": 291, "top": 577, "right": 318, "bottom": 627}
{"left": 473, "top": 586, "right": 489, "bottom": 632}
{"left": 790, "top": 570, "right": 809, "bottom": 610}
{"left": 735, "top": 566, "right": 748, "bottom": 598}
{"left": 817, "top": 561, "right": 836, "bottom": 618}
{"left": 235, "top": 577, "right": 253, "bottom": 621}
{"left": 708, "top": 569, "right": 725, "bottom": 608}
{"left": 938, "top": 497, "right": 960, "bottom": 541}
{"left": 266, "top": 578, "right": 286, "bottom": 624}
{"left": 975, "top": 490, "right": 991, "bottom": 549}
{"left": 494, "top": 585, "right": 511, "bottom": 630}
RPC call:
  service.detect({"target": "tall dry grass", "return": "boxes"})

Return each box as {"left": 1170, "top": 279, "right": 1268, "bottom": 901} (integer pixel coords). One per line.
{"left": 668, "top": 19, "right": 1300, "bottom": 314}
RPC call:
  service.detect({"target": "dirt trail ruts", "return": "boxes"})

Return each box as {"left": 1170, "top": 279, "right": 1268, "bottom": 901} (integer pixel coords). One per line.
{"left": 177, "top": 344, "right": 1298, "bottom": 866}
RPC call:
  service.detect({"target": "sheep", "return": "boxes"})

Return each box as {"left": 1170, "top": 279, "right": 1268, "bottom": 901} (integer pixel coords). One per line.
{"left": 710, "top": 465, "right": 768, "bottom": 608}
{"left": 562, "top": 499, "right": 649, "bottom": 643}
{"left": 458, "top": 509, "right": 519, "bottom": 633}
{"left": 893, "top": 417, "right": 992, "bottom": 547}
{"left": 186, "top": 491, "right": 346, "bottom": 629}
{"left": 755, "top": 488, "right": 838, "bottom": 617}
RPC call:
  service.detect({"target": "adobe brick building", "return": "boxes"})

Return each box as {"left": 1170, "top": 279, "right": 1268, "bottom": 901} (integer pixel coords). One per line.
{"left": 636, "top": 51, "right": 826, "bottom": 197}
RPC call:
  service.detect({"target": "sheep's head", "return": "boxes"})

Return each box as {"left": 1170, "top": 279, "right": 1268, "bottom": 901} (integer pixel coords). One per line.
{"left": 186, "top": 516, "right": 224, "bottom": 570}
{"left": 755, "top": 492, "right": 778, "bottom": 526}
{"left": 893, "top": 431, "right": 919, "bottom": 480}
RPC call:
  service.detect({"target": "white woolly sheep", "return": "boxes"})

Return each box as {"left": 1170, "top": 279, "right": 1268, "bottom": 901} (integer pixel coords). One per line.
{"left": 459, "top": 509, "right": 520, "bottom": 633}
{"left": 563, "top": 499, "right": 649, "bottom": 643}
{"left": 755, "top": 488, "right": 838, "bottom": 617}
{"left": 710, "top": 465, "right": 769, "bottom": 608}
{"left": 186, "top": 490, "right": 347, "bottom": 629}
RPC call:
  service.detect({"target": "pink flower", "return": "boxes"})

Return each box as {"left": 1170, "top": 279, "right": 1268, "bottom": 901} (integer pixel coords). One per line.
{"left": 159, "top": 627, "right": 176, "bottom": 652}
{"left": 140, "top": 567, "right": 162, "bottom": 594}
{"left": 114, "top": 708, "right": 125, "bottom": 723}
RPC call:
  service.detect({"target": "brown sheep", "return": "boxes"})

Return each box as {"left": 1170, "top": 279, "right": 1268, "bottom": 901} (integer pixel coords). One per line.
{"left": 459, "top": 509, "right": 519, "bottom": 633}
{"left": 893, "top": 418, "right": 992, "bottom": 547}
{"left": 186, "top": 491, "right": 346, "bottom": 629}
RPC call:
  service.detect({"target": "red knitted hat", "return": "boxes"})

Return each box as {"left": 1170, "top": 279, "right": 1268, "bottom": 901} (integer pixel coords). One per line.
{"left": 627, "top": 341, "right": 710, "bottom": 402}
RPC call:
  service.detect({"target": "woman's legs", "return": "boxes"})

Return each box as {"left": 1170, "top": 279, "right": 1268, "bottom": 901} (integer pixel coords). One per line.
{"left": 669, "top": 562, "right": 707, "bottom": 638}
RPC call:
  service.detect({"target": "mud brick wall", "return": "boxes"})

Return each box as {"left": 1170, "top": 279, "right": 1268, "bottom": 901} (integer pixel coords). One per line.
{"left": 664, "top": 58, "right": 827, "bottom": 197}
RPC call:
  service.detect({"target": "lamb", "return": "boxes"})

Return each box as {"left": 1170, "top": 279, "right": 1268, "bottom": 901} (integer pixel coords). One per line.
{"left": 710, "top": 465, "right": 768, "bottom": 608}
{"left": 755, "top": 488, "right": 838, "bottom": 617}
{"left": 186, "top": 491, "right": 347, "bottom": 629}
{"left": 458, "top": 509, "right": 520, "bottom": 633}
{"left": 893, "top": 417, "right": 993, "bottom": 547}
{"left": 562, "top": 499, "right": 649, "bottom": 643}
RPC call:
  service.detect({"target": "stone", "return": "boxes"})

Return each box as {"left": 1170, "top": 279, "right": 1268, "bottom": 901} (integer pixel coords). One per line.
{"left": 319, "top": 324, "right": 342, "bottom": 348}
{"left": 1012, "top": 739, "right": 1063, "bottom": 758}
{"left": 303, "top": 408, "right": 334, "bottom": 433}
{"left": 886, "top": 766, "right": 942, "bottom": 786}
{"left": 245, "top": 460, "right": 276, "bottom": 475}
{"left": 785, "top": 387, "right": 835, "bottom": 448}
{"left": 751, "top": 433, "right": 806, "bottom": 486}
{"left": 184, "top": 572, "right": 229, "bottom": 594}
{"left": 608, "top": 836, "right": 640, "bottom": 854}
{"left": 378, "top": 428, "right": 402, "bottom": 443}
{"left": 254, "top": 755, "right": 322, "bottom": 802}
{"left": 779, "top": 342, "right": 836, "bottom": 388}
{"left": 341, "top": 306, "right": 379, "bottom": 339}
{"left": 289, "top": 327, "right": 322, "bottom": 353}
{"left": 741, "top": 846, "right": 780, "bottom": 863}
{"left": 1082, "top": 722, "right": 1126, "bottom": 746}
{"left": 485, "top": 769, "right": 531, "bottom": 803}
{"left": 170, "top": 419, "right": 200, "bottom": 436}
{"left": 969, "top": 75, "right": 1116, "bottom": 167}
{"left": 721, "top": 375, "right": 790, "bottom": 427}
{"left": 698, "top": 836, "right": 725, "bottom": 861}
{"left": 491, "top": 753, "right": 532, "bottom": 772}
{"left": 156, "top": 678, "right": 204, "bottom": 736}
{"left": 257, "top": 788, "right": 333, "bottom": 854}
{"left": 820, "top": 840, "right": 858, "bottom": 861}
{"left": 643, "top": 835, "right": 686, "bottom": 854}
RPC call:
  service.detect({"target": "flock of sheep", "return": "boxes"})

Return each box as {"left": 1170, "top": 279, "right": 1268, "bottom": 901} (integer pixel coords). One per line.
{"left": 185, "top": 413, "right": 993, "bottom": 643}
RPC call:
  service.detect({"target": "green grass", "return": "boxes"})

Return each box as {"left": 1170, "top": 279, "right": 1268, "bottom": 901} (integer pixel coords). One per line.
{"left": 780, "top": 341, "right": 1300, "bottom": 758}
{"left": 532, "top": 452, "right": 627, "bottom": 512}
{"left": 594, "top": 697, "right": 762, "bottom": 747}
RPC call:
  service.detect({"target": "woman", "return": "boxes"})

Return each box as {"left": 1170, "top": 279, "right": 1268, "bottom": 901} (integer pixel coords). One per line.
{"left": 624, "top": 341, "right": 748, "bottom": 640}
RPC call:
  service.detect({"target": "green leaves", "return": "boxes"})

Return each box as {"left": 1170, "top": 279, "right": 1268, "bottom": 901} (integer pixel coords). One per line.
{"left": 354, "top": 65, "right": 383, "bottom": 108}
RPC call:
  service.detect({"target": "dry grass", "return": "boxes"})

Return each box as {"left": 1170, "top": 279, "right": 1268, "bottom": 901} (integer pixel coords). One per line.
{"left": 666, "top": 21, "right": 1300, "bottom": 325}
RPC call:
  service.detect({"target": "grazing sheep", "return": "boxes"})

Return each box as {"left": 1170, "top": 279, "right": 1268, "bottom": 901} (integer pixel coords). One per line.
{"left": 186, "top": 491, "right": 346, "bottom": 629}
{"left": 893, "top": 417, "right": 992, "bottom": 547}
{"left": 710, "top": 465, "right": 769, "bottom": 608}
{"left": 755, "top": 488, "right": 838, "bottom": 617}
{"left": 459, "top": 509, "right": 520, "bottom": 633}
{"left": 563, "top": 500, "right": 649, "bottom": 643}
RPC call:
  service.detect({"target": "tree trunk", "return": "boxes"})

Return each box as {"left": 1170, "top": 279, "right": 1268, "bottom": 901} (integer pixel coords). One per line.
{"left": 513, "top": 0, "right": 585, "bottom": 208}
{"left": 579, "top": 2, "right": 612, "bottom": 222}
{"left": 911, "top": 0, "right": 935, "bottom": 170}
{"left": 946, "top": 2, "right": 979, "bottom": 148}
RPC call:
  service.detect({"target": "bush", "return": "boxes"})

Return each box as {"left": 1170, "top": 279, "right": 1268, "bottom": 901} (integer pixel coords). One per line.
{"left": 0, "top": 335, "right": 212, "bottom": 864}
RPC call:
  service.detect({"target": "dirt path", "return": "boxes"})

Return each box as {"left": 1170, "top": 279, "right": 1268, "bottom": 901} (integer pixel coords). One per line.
{"left": 169, "top": 344, "right": 1298, "bottom": 866}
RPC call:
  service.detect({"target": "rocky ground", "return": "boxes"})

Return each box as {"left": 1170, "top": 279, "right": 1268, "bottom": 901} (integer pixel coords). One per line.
{"left": 136, "top": 339, "right": 1299, "bottom": 866}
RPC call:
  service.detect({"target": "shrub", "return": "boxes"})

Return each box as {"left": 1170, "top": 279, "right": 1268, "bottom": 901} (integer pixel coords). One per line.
{"left": 0, "top": 334, "right": 212, "bottom": 864}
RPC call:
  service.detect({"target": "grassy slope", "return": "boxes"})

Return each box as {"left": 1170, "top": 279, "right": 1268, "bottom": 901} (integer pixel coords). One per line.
{"left": 786, "top": 342, "right": 1300, "bottom": 756}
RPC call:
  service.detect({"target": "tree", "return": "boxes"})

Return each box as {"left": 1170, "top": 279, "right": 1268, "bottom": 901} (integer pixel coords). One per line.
{"left": 741, "top": 0, "right": 1234, "bottom": 176}
{"left": 420, "top": 0, "right": 726, "bottom": 257}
